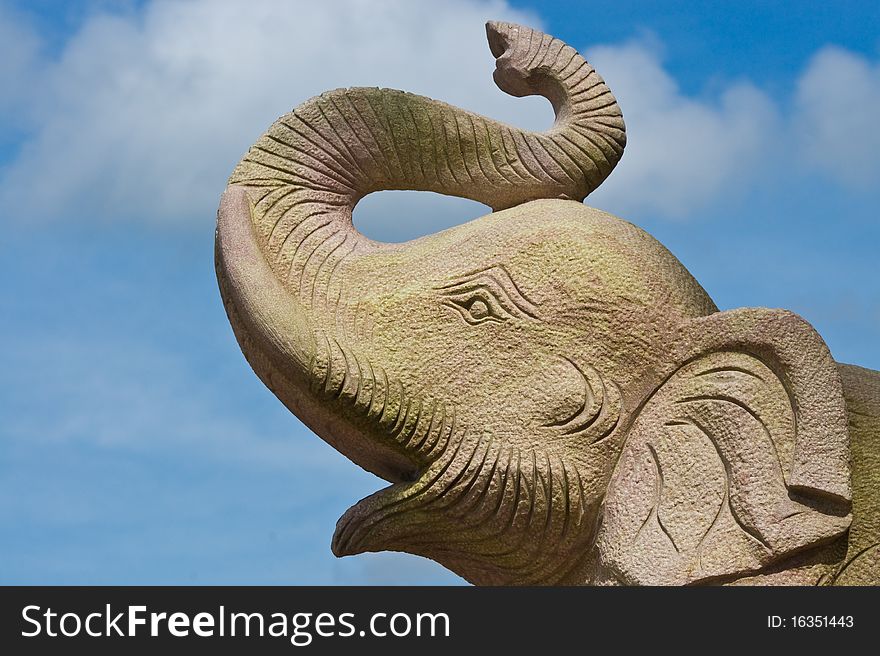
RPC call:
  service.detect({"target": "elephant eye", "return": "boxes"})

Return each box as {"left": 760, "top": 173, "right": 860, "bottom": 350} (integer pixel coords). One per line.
{"left": 435, "top": 265, "right": 540, "bottom": 325}
{"left": 445, "top": 291, "right": 508, "bottom": 325}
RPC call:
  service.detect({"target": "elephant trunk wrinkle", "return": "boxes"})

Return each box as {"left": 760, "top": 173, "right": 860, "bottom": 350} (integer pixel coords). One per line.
{"left": 310, "top": 332, "right": 454, "bottom": 479}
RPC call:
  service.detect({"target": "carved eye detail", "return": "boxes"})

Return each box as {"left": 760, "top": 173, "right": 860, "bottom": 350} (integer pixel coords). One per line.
{"left": 435, "top": 265, "right": 540, "bottom": 326}
{"left": 446, "top": 290, "right": 509, "bottom": 325}
{"left": 466, "top": 298, "right": 490, "bottom": 320}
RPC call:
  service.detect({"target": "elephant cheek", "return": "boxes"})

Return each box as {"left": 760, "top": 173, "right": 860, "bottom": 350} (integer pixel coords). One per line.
{"left": 520, "top": 357, "right": 591, "bottom": 428}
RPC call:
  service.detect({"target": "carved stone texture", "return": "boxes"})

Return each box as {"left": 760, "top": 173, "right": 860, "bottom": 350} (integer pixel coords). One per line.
{"left": 215, "top": 21, "right": 878, "bottom": 585}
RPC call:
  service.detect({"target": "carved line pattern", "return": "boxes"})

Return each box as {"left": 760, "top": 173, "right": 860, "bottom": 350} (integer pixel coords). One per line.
{"left": 608, "top": 352, "right": 798, "bottom": 489}
{"left": 435, "top": 264, "right": 541, "bottom": 326}
{"left": 310, "top": 333, "right": 459, "bottom": 465}
{"left": 312, "top": 296, "right": 619, "bottom": 584}
{"left": 342, "top": 429, "right": 596, "bottom": 584}
{"left": 678, "top": 392, "right": 786, "bottom": 482}
{"left": 676, "top": 416, "right": 773, "bottom": 553}
{"left": 330, "top": 408, "right": 595, "bottom": 584}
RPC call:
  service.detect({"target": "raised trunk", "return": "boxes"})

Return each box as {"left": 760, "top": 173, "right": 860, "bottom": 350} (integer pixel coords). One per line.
{"left": 225, "top": 21, "right": 625, "bottom": 305}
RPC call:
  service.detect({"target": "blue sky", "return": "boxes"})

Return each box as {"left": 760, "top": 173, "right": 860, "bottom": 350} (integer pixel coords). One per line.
{"left": 1, "top": 0, "right": 878, "bottom": 584}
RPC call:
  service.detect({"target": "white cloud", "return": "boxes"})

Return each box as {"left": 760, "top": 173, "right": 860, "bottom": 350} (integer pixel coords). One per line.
{"left": 584, "top": 38, "right": 780, "bottom": 219}
{"left": 794, "top": 45, "right": 880, "bottom": 190}
{"left": 0, "top": 0, "right": 543, "bottom": 223}
{"left": 1, "top": 1, "right": 878, "bottom": 225}
{"left": 0, "top": 4, "right": 43, "bottom": 121}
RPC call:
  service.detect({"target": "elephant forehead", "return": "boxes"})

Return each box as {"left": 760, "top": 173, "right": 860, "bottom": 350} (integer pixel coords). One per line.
{"left": 353, "top": 199, "right": 717, "bottom": 323}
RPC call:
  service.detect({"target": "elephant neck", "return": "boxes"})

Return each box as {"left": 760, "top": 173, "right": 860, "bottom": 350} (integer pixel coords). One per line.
{"left": 831, "top": 363, "right": 880, "bottom": 585}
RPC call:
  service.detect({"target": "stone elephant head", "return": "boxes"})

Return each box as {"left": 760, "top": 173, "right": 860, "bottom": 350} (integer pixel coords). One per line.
{"left": 216, "top": 22, "right": 853, "bottom": 585}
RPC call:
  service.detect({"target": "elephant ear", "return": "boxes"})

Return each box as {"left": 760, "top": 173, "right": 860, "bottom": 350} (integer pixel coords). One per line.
{"left": 596, "top": 308, "right": 852, "bottom": 585}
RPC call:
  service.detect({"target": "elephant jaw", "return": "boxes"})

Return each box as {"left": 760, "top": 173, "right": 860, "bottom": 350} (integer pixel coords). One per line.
{"left": 330, "top": 429, "right": 607, "bottom": 586}
{"left": 330, "top": 435, "right": 481, "bottom": 563}
{"left": 331, "top": 479, "right": 415, "bottom": 558}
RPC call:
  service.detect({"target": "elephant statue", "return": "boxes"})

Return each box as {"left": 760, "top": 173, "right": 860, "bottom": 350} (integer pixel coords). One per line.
{"left": 215, "top": 21, "right": 880, "bottom": 585}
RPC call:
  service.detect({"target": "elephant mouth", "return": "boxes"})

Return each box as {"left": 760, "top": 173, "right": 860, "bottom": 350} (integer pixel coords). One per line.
{"left": 311, "top": 356, "right": 461, "bottom": 552}
{"left": 326, "top": 380, "right": 467, "bottom": 557}
{"left": 330, "top": 452, "right": 436, "bottom": 557}
{"left": 337, "top": 421, "right": 425, "bottom": 486}
{"left": 331, "top": 478, "right": 414, "bottom": 557}
{"left": 330, "top": 427, "right": 473, "bottom": 559}
{"left": 328, "top": 357, "right": 624, "bottom": 558}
